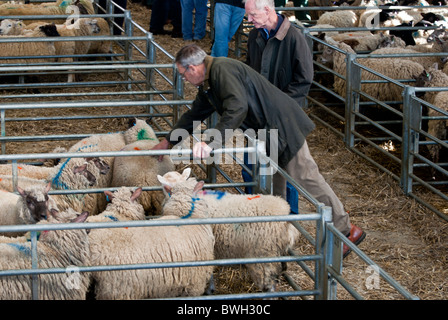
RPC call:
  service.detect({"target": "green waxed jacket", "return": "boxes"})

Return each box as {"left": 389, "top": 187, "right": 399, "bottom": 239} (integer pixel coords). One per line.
{"left": 167, "top": 56, "right": 315, "bottom": 167}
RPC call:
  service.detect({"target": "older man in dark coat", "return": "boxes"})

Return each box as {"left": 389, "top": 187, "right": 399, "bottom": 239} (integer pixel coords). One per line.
{"left": 152, "top": 44, "right": 365, "bottom": 258}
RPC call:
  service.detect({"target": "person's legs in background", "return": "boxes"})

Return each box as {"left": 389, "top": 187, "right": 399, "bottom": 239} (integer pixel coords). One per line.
{"left": 169, "top": 0, "right": 183, "bottom": 38}
{"left": 180, "top": 0, "right": 194, "bottom": 40}
{"left": 149, "top": 0, "right": 170, "bottom": 35}
{"left": 211, "top": 3, "right": 245, "bottom": 57}
{"left": 192, "top": 0, "right": 209, "bottom": 40}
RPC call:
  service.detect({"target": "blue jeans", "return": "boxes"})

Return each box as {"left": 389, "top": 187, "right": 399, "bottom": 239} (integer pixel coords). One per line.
{"left": 180, "top": 0, "right": 208, "bottom": 40}
{"left": 211, "top": 3, "right": 245, "bottom": 57}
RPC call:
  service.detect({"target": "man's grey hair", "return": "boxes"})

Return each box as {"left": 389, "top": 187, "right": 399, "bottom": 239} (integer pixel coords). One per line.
{"left": 242, "top": 0, "right": 275, "bottom": 9}
{"left": 175, "top": 44, "right": 207, "bottom": 68}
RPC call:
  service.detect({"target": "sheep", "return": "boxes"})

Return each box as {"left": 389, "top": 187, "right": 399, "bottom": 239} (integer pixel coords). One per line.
{"left": 414, "top": 64, "right": 448, "bottom": 164}
{"left": 0, "top": 18, "right": 24, "bottom": 35}
{"left": 22, "top": 18, "right": 101, "bottom": 82}
{"left": 86, "top": 186, "right": 145, "bottom": 223}
{"left": 0, "top": 207, "right": 90, "bottom": 300}
{"left": 88, "top": 182, "right": 215, "bottom": 299}
{"left": 367, "top": 36, "right": 448, "bottom": 69}
{"left": 0, "top": 156, "right": 108, "bottom": 182}
{"left": 0, "top": 0, "right": 95, "bottom": 25}
{"left": 158, "top": 170, "right": 300, "bottom": 292}
{"left": 124, "top": 117, "right": 159, "bottom": 144}
{"left": 110, "top": 139, "right": 175, "bottom": 215}
{"left": 0, "top": 155, "right": 108, "bottom": 216}
{"left": 0, "top": 182, "right": 53, "bottom": 237}
{"left": 358, "top": 6, "right": 422, "bottom": 29}
{"left": 0, "top": 24, "right": 59, "bottom": 66}
{"left": 326, "top": 32, "right": 406, "bottom": 51}
{"left": 319, "top": 37, "right": 425, "bottom": 103}
{"left": 316, "top": 10, "right": 360, "bottom": 28}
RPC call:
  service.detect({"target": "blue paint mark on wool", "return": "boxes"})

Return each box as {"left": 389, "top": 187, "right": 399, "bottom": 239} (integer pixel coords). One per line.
{"left": 7, "top": 243, "right": 32, "bottom": 256}
{"left": 181, "top": 197, "right": 200, "bottom": 219}
{"left": 202, "top": 190, "right": 226, "bottom": 199}
{"left": 105, "top": 215, "right": 119, "bottom": 222}
{"left": 52, "top": 143, "right": 99, "bottom": 190}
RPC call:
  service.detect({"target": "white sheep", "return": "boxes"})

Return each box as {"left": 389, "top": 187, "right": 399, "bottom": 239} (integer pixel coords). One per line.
{"left": 0, "top": 156, "right": 108, "bottom": 216}
{"left": 0, "top": 182, "right": 53, "bottom": 237}
{"left": 325, "top": 32, "right": 406, "bottom": 51}
{"left": 0, "top": 18, "right": 24, "bottom": 35}
{"left": 316, "top": 10, "right": 359, "bottom": 28}
{"left": 0, "top": 208, "right": 90, "bottom": 300}
{"left": 86, "top": 186, "right": 145, "bottom": 223}
{"left": 88, "top": 182, "right": 215, "bottom": 299}
{"left": 158, "top": 170, "right": 300, "bottom": 292}
{"left": 22, "top": 18, "right": 101, "bottom": 82}
{"left": 0, "top": 0, "right": 95, "bottom": 25}
{"left": 414, "top": 64, "right": 448, "bottom": 164}
{"left": 0, "top": 24, "right": 59, "bottom": 66}
{"left": 320, "top": 37, "right": 425, "bottom": 103}
{"left": 111, "top": 139, "right": 175, "bottom": 215}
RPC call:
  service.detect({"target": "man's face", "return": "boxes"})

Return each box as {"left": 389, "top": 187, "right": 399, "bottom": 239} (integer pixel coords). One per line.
{"left": 176, "top": 62, "right": 205, "bottom": 87}
{"left": 245, "top": 0, "right": 270, "bottom": 29}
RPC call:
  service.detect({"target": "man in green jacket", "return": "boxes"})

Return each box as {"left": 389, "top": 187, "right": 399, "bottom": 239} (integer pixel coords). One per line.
{"left": 152, "top": 44, "right": 365, "bottom": 258}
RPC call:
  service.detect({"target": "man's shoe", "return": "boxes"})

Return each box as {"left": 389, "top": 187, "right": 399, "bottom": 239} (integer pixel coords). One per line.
{"left": 343, "top": 224, "right": 366, "bottom": 258}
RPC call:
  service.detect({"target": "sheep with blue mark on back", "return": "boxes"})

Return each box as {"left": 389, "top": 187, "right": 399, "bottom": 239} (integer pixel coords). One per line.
{"left": 0, "top": 155, "right": 106, "bottom": 216}
{"left": 158, "top": 169, "right": 300, "bottom": 293}
{"left": 0, "top": 207, "right": 90, "bottom": 300}
{"left": 89, "top": 182, "right": 215, "bottom": 299}
{"left": 86, "top": 186, "right": 145, "bottom": 223}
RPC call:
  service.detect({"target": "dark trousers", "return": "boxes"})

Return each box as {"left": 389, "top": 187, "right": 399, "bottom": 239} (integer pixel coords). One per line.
{"left": 150, "top": 0, "right": 182, "bottom": 33}
{"left": 98, "top": 0, "right": 128, "bottom": 35}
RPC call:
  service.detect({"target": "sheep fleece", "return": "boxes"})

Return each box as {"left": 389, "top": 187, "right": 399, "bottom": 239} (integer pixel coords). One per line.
{"left": 89, "top": 220, "right": 215, "bottom": 299}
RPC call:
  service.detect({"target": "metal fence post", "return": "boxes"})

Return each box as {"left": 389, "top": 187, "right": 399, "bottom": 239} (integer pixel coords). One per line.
{"left": 401, "top": 86, "right": 421, "bottom": 195}
{"left": 344, "top": 53, "right": 361, "bottom": 149}
{"left": 315, "top": 205, "right": 332, "bottom": 300}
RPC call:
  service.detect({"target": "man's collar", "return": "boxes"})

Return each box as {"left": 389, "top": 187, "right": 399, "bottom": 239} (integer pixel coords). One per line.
{"left": 201, "top": 55, "right": 213, "bottom": 91}
{"left": 259, "top": 14, "right": 289, "bottom": 41}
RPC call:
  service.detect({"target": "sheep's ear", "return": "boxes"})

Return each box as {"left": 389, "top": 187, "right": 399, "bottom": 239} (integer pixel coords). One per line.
{"left": 193, "top": 181, "right": 205, "bottom": 195}
{"left": 131, "top": 187, "right": 142, "bottom": 201}
{"left": 17, "top": 186, "right": 26, "bottom": 197}
{"left": 45, "top": 181, "right": 52, "bottom": 193}
{"left": 72, "top": 211, "right": 89, "bottom": 223}
{"left": 432, "top": 62, "right": 439, "bottom": 70}
{"left": 181, "top": 168, "right": 191, "bottom": 180}
{"left": 157, "top": 174, "right": 169, "bottom": 186}
{"left": 49, "top": 208, "right": 59, "bottom": 219}
{"left": 104, "top": 190, "right": 114, "bottom": 201}
{"left": 163, "top": 185, "right": 172, "bottom": 195}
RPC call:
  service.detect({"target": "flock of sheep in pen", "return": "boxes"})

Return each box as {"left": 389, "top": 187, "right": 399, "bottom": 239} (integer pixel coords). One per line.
{"left": 0, "top": 0, "right": 447, "bottom": 300}
{"left": 0, "top": 0, "right": 111, "bottom": 82}
{"left": 295, "top": 0, "right": 448, "bottom": 165}
{"left": 0, "top": 117, "right": 299, "bottom": 299}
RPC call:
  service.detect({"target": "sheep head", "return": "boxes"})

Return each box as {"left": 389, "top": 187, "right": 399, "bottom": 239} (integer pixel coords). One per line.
{"left": 16, "top": 181, "right": 52, "bottom": 223}
{"left": 0, "top": 19, "right": 24, "bottom": 35}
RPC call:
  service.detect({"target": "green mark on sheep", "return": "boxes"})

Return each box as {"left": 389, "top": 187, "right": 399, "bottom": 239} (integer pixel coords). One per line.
{"left": 137, "top": 129, "right": 155, "bottom": 141}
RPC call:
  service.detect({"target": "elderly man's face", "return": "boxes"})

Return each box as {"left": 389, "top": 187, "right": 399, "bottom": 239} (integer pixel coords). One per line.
{"left": 176, "top": 62, "right": 205, "bottom": 87}
{"left": 245, "top": 0, "right": 270, "bottom": 29}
